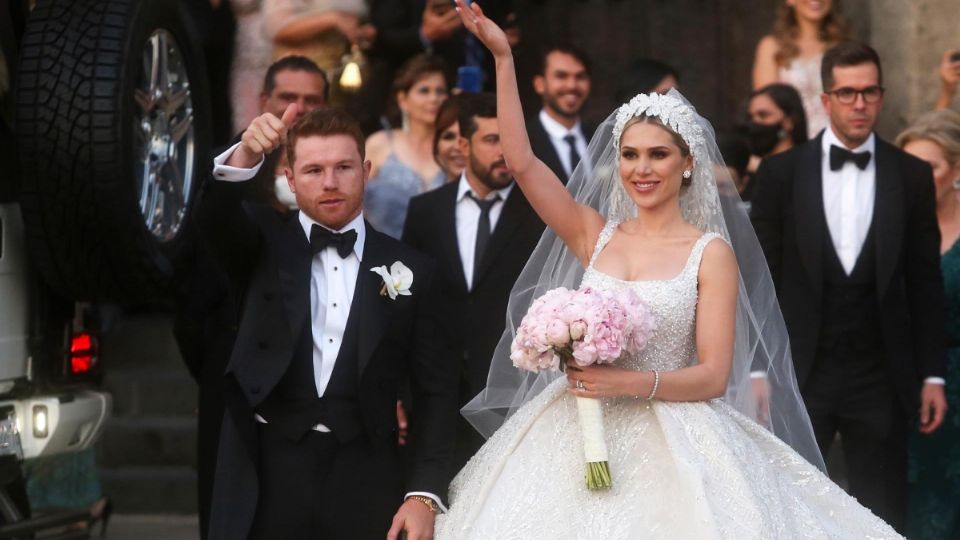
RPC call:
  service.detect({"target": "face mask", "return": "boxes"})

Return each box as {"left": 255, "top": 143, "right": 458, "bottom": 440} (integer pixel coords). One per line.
{"left": 746, "top": 122, "right": 786, "bottom": 157}
{"left": 274, "top": 175, "right": 299, "bottom": 210}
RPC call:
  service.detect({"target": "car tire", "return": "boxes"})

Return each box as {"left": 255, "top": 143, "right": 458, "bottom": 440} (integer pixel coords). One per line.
{"left": 16, "top": 0, "right": 211, "bottom": 302}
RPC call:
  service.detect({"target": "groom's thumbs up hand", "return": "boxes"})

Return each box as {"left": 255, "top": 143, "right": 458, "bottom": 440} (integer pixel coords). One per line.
{"left": 226, "top": 103, "right": 301, "bottom": 169}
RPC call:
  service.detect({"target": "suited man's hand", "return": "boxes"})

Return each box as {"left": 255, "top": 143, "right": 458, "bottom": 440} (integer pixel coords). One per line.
{"left": 919, "top": 382, "right": 948, "bottom": 434}
{"left": 226, "top": 103, "right": 299, "bottom": 169}
{"left": 387, "top": 499, "right": 434, "bottom": 540}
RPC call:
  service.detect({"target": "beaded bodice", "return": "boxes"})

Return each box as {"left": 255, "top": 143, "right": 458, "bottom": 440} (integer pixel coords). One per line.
{"left": 580, "top": 221, "right": 721, "bottom": 374}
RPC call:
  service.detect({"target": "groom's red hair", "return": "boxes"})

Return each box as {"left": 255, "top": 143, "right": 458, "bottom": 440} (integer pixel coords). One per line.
{"left": 286, "top": 108, "right": 366, "bottom": 166}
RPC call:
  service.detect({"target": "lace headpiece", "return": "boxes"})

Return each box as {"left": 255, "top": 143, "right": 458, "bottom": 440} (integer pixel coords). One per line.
{"left": 607, "top": 93, "right": 721, "bottom": 233}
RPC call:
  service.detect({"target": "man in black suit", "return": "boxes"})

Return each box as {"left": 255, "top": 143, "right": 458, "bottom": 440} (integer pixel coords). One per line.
{"left": 174, "top": 55, "right": 328, "bottom": 539}
{"left": 402, "top": 93, "right": 544, "bottom": 473}
{"left": 750, "top": 42, "right": 948, "bottom": 531}
{"left": 527, "top": 43, "right": 593, "bottom": 183}
{"left": 203, "top": 108, "right": 457, "bottom": 539}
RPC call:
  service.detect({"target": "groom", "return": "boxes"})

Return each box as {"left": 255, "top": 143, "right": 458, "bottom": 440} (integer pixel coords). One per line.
{"left": 203, "top": 107, "right": 457, "bottom": 539}
{"left": 751, "top": 41, "right": 947, "bottom": 531}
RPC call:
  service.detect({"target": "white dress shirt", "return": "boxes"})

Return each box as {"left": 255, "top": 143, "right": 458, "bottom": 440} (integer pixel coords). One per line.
{"left": 212, "top": 144, "right": 448, "bottom": 509}
{"left": 300, "top": 212, "right": 365, "bottom": 399}
{"left": 821, "top": 127, "right": 876, "bottom": 275}
{"left": 749, "top": 131, "right": 945, "bottom": 386}
{"left": 539, "top": 109, "right": 589, "bottom": 178}
{"left": 455, "top": 174, "right": 515, "bottom": 290}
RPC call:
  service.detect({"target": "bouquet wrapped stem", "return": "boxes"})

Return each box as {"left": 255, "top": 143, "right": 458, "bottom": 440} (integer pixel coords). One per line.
{"left": 574, "top": 393, "right": 612, "bottom": 490}
{"left": 561, "top": 350, "right": 612, "bottom": 490}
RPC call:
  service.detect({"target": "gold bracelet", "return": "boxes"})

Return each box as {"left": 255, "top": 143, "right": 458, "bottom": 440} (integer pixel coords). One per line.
{"left": 407, "top": 495, "right": 439, "bottom": 514}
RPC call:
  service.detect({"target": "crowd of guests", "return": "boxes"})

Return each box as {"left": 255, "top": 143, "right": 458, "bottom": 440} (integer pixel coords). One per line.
{"left": 179, "top": 1, "right": 960, "bottom": 539}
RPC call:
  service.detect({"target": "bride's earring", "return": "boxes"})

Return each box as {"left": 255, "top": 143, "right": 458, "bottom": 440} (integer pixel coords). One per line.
{"left": 682, "top": 170, "right": 692, "bottom": 179}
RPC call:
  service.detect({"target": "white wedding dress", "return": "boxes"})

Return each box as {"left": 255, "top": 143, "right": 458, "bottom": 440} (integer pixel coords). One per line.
{"left": 436, "top": 222, "right": 902, "bottom": 540}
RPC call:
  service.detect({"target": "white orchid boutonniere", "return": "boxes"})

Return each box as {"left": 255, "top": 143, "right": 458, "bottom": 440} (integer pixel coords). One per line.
{"left": 371, "top": 261, "right": 413, "bottom": 300}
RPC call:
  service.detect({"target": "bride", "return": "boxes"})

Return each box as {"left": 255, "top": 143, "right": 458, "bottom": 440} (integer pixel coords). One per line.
{"left": 434, "top": 2, "right": 904, "bottom": 539}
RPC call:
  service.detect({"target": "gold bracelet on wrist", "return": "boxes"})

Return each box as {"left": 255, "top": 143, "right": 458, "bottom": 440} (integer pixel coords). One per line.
{"left": 407, "top": 495, "right": 439, "bottom": 514}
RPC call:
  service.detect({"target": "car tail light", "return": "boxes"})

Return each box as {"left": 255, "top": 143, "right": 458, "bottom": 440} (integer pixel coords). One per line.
{"left": 69, "top": 333, "right": 98, "bottom": 374}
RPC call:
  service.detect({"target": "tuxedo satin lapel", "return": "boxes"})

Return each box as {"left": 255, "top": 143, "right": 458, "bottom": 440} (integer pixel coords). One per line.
{"left": 873, "top": 142, "right": 904, "bottom": 299}
{"left": 441, "top": 187, "right": 469, "bottom": 293}
{"left": 475, "top": 188, "right": 525, "bottom": 285}
{"left": 351, "top": 225, "right": 389, "bottom": 381}
{"left": 794, "top": 139, "right": 825, "bottom": 300}
{"left": 276, "top": 215, "right": 312, "bottom": 342}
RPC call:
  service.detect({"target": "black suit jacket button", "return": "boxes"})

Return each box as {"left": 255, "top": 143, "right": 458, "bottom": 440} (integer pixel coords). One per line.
{"left": 258, "top": 341, "right": 268, "bottom": 350}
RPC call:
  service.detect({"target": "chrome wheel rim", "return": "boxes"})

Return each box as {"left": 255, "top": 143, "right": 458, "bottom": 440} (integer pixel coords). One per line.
{"left": 133, "top": 29, "right": 195, "bottom": 242}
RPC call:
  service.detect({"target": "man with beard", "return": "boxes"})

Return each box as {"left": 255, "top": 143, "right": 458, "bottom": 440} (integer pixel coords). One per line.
{"left": 402, "top": 93, "right": 545, "bottom": 474}
{"left": 527, "top": 43, "right": 593, "bottom": 183}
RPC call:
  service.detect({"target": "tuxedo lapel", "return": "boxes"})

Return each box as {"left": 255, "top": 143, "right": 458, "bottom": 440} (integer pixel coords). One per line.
{"left": 440, "top": 187, "right": 469, "bottom": 293}
{"left": 529, "top": 116, "right": 566, "bottom": 182}
{"left": 873, "top": 141, "right": 904, "bottom": 299}
{"left": 475, "top": 187, "right": 526, "bottom": 285}
{"left": 276, "top": 214, "right": 313, "bottom": 342}
{"left": 345, "top": 224, "right": 389, "bottom": 382}
{"left": 793, "top": 137, "right": 826, "bottom": 300}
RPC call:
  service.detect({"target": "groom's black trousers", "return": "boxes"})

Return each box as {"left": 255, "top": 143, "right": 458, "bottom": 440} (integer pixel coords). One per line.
{"left": 249, "top": 424, "right": 404, "bottom": 540}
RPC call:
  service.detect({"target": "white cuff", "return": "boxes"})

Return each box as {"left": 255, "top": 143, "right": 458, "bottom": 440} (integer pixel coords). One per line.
{"left": 212, "top": 142, "right": 265, "bottom": 181}
{"left": 924, "top": 377, "right": 946, "bottom": 385}
{"left": 405, "top": 491, "right": 447, "bottom": 514}
{"left": 749, "top": 371, "right": 767, "bottom": 379}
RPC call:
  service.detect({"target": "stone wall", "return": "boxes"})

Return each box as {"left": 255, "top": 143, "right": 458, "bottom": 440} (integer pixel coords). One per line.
{"left": 869, "top": 0, "right": 960, "bottom": 138}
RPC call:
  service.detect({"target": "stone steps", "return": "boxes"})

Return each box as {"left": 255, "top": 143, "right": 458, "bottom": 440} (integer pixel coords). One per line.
{"left": 95, "top": 311, "right": 198, "bottom": 515}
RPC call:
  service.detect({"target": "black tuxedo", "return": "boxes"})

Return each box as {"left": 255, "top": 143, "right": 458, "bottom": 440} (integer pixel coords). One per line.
{"left": 527, "top": 114, "right": 593, "bottom": 184}
{"left": 402, "top": 181, "right": 544, "bottom": 474}
{"left": 173, "top": 136, "right": 283, "bottom": 538}
{"left": 750, "top": 133, "right": 946, "bottom": 530}
{"left": 203, "top": 180, "right": 457, "bottom": 540}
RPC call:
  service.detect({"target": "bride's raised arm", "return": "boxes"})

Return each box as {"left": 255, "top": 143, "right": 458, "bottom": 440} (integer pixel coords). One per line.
{"left": 455, "top": 1, "right": 603, "bottom": 263}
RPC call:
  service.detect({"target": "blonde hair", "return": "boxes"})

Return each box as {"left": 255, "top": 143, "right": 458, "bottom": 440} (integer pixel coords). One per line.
{"left": 772, "top": 1, "right": 850, "bottom": 67}
{"left": 896, "top": 109, "right": 960, "bottom": 167}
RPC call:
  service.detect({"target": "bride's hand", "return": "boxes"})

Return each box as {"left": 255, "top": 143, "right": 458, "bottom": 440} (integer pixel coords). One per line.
{"left": 454, "top": 0, "right": 511, "bottom": 59}
{"left": 565, "top": 361, "right": 646, "bottom": 399}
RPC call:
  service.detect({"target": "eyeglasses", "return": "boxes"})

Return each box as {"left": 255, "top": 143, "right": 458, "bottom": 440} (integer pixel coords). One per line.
{"left": 825, "top": 86, "right": 885, "bottom": 104}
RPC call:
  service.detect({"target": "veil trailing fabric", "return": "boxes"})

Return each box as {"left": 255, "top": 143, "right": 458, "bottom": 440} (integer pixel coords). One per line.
{"left": 461, "top": 90, "right": 826, "bottom": 471}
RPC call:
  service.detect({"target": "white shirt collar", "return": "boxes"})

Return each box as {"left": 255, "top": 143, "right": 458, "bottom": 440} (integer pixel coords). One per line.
{"left": 455, "top": 173, "right": 515, "bottom": 203}
{"left": 298, "top": 211, "right": 366, "bottom": 261}
{"left": 822, "top": 124, "right": 875, "bottom": 156}
{"left": 538, "top": 108, "right": 582, "bottom": 141}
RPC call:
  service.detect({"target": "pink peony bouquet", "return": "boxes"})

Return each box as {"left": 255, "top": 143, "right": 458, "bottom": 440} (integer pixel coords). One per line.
{"left": 510, "top": 286, "right": 656, "bottom": 489}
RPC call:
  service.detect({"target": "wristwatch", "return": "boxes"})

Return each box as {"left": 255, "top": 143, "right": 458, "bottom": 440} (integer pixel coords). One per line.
{"left": 407, "top": 495, "right": 440, "bottom": 514}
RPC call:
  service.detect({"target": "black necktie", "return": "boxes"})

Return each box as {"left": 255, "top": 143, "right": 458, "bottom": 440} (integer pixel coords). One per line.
{"left": 467, "top": 192, "right": 500, "bottom": 282}
{"left": 310, "top": 224, "right": 357, "bottom": 258}
{"left": 829, "top": 145, "right": 871, "bottom": 171}
{"left": 563, "top": 134, "right": 581, "bottom": 175}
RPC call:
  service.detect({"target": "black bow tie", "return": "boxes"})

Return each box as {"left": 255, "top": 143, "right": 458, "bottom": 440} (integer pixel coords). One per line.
{"left": 310, "top": 224, "right": 357, "bottom": 258}
{"left": 829, "top": 145, "right": 871, "bottom": 171}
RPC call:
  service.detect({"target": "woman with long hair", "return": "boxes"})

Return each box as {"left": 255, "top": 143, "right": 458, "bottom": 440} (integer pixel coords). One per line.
{"left": 752, "top": 0, "right": 848, "bottom": 137}
{"left": 363, "top": 54, "right": 449, "bottom": 238}
{"left": 432, "top": 94, "right": 465, "bottom": 182}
